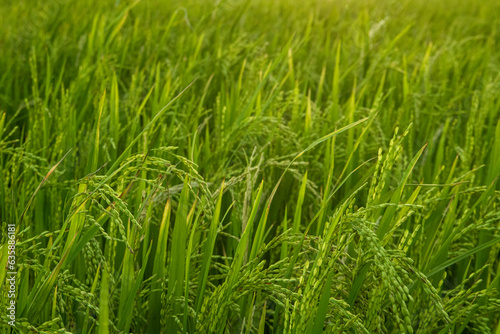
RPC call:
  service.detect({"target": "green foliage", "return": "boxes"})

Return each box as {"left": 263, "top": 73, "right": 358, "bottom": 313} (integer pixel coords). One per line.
{"left": 1, "top": 0, "right": 500, "bottom": 333}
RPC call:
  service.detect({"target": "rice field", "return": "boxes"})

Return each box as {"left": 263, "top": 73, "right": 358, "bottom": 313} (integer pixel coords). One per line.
{"left": 1, "top": 0, "right": 500, "bottom": 333}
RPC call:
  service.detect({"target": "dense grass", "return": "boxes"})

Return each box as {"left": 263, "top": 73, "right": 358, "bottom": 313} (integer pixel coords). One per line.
{"left": 1, "top": 0, "right": 500, "bottom": 332}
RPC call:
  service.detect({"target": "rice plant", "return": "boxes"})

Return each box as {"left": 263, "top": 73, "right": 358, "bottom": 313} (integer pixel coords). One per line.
{"left": 1, "top": 0, "right": 499, "bottom": 333}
